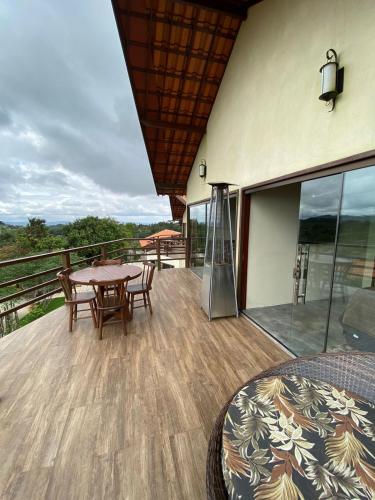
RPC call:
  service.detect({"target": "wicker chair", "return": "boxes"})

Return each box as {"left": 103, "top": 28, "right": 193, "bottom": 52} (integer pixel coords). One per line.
{"left": 206, "top": 351, "right": 375, "bottom": 500}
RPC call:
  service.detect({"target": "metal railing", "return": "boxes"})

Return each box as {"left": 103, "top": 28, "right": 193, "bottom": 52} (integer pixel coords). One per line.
{"left": 0, "top": 237, "right": 189, "bottom": 324}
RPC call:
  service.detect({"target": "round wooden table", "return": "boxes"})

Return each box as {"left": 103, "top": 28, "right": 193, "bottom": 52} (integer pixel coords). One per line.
{"left": 70, "top": 265, "right": 143, "bottom": 329}
{"left": 70, "top": 264, "right": 142, "bottom": 285}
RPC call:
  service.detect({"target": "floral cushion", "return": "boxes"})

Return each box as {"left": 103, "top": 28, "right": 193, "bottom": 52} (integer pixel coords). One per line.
{"left": 222, "top": 375, "right": 375, "bottom": 499}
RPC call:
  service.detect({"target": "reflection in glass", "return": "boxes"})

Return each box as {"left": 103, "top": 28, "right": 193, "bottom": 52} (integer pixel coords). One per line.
{"left": 189, "top": 203, "right": 208, "bottom": 277}
{"left": 243, "top": 164, "right": 375, "bottom": 355}
{"left": 189, "top": 198, "right": 237, "bottom": 279}
{"left": 290, "top": 175, "right": 342, "bottom": 355}
{"left": 327, "top": 165, "right": 375, "bottom": 352}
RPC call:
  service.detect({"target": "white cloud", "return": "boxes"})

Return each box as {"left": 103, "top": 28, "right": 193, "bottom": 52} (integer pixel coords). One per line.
{"left": 1, "top": 162, "right": 171, "bottom": 224}
{"left": 0, "top": 0, "right": 173, "bottom": 224}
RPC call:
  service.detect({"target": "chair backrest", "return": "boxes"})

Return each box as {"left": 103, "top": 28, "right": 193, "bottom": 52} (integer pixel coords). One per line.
{"left": 90, "top": 278, "right": 128, "bottom": 308}
{"left": 57, "top": 268, "right": 73, "bottom": 301}
{"left": 142, "top": 262, "right": 155, "bottom": 291}
{"left": 92, "top": 258, "right": 122, "bottom": 266}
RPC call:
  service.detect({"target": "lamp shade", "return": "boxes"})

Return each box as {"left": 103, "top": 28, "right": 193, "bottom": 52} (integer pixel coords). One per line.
{"left": 199, "top": 161, "right": 206, "bottom": 178}
{"left": 319, "top": 61, "right": 338, "bottom": 102}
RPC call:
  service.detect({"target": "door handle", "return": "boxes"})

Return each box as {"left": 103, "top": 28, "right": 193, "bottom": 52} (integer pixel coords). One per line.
{"left": 293, "top": 266, "right": 301, "bottom": 280}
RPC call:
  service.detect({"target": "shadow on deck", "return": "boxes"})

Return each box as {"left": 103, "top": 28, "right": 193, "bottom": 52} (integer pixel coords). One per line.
{"left": 0, "top": 268, "right": 290, "bottom": 500}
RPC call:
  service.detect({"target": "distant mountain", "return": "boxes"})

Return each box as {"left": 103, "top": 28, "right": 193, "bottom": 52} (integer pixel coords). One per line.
{"left": 0, "top": 221, "right": 20, "bottom": 229}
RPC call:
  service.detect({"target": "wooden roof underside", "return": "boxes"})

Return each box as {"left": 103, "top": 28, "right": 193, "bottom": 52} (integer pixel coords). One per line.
{"left": 169, "top": 195, "right": 186, "bottom": 221}
{"left": 112, "top": 0, "right": 259, "bottom": 219}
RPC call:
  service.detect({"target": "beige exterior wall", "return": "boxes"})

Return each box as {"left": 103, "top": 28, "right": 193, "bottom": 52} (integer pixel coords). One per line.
{"left": 246, "top": 184, "right": 300, "bottom": 308}
{"left": 186, "top": 0, "right": 375, "bottom": 205}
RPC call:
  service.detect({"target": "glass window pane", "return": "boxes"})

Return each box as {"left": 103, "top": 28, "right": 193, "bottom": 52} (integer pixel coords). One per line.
{"left": 189, "top": 197, "right": 237, "bottom": 279}
{"left": 289, "top": 175, "right": 342, "bottom": 355}
{"left": 189, "top": 203, "right": 208, "bottom": 277}
{"left": 327, "top": 165, "right": 375, "bottom": 352}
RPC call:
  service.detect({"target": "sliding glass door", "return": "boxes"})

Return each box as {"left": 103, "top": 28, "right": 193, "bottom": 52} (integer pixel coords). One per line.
{"left": 245, "top": 164, "right": 375, "bottom": 355}
{"left": 326, "top": 166, "right": 375, "bottom": 352}
{"left": 290, "top": 175, "right": 342, "bottom": 355}
{"left": 289, "top": 166, "right": 375, "bottom": 353}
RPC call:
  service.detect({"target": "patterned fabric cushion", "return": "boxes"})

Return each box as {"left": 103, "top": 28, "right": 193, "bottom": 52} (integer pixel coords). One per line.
{"left": 222, "top": 375, "right": 375, "bottom": 499}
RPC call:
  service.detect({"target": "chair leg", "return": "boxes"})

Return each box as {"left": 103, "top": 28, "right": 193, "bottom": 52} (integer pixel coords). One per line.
{"left": 121, "top": 308, "right": 127, "bottom": 336}
{"left": 74, "top": 304, "right": 78, "bottom": 321}
{"left": 131, "top": 294, "right": 135, "bottom": 315}
{"left": 147, "top": 291, "right": 153, "bottom": 314}
{"left": 69, "top": 304, "right": 73, "bottom": 332}
{"left": 89, "top": 301, "right": 97, "bottom": 328}
{"left": 143, "top": 292, "right": 147, "bottom": 308}
{"left": 98, "top": 310, "right": 103, "bottom": 340}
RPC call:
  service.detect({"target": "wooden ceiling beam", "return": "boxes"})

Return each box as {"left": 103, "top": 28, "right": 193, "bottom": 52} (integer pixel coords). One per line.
{"left": 136, "top": 89, "right": 214, "bottom": 105}
{"left": 118, "top": 8, "right": 237, "bottom": 40}
{"left": 155, "top": 182, "right": 187, "bottom": 192}
{"left": 151, "top": 151, "right": 196, "bottom": 157}
{"left": 126, "top": 40, "right": 228, "bottom": 65}
{"left": 147, "top": 138, "right": 201, "bottom": 146}
{"left": 153, "top": 162, "right": 191, "bottom": 167}
{"left": 144, "top": 109, "right": 208, "bottom": 121}
{"left": 131, "top": 66, "right": 221, "bottom": 86}
{"left": 141, "top": 118, "right": 206, "bottom": 133}
{"left": 174, "top": 0, "right": 248, "bottom": 19}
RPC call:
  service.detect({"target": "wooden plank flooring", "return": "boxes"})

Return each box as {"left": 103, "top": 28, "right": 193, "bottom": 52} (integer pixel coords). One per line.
{"left": 0, "top": 269, "right": 290, "bottom": 500}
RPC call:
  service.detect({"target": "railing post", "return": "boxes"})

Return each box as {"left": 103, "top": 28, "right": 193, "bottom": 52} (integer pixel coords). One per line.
{"left": 61, "top": 251, "right": 71, "bottom": 270}
{"left": 185, "top": 237, "right": 191, "bottom": 268}
{"left": 156, "top": 238, "right": 161, "bottom": 271}
{"left": 61, "top": 251, "right": 72, "bottom": 292}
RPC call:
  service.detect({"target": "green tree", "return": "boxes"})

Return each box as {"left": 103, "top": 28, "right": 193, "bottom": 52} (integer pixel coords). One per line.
{"left": 0, "top": 225, "right": 17, "bottom": 246}
{"left": 63, "top": 216, "right": 135, "bottom": 258}
{"left": 16, "top": 218, "right": 49, "bottom": 253}
{"left": 25, "top": 218, "right": 48, "bottom": 241}
{"left": 14, "top": 218, "right": 66, "bottom": 255}
{"left": 35, "top": 234, "right": 66, "bottom": 252}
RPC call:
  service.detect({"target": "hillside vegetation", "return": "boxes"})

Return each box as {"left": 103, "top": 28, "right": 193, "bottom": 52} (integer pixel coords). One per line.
{"left": 0, "top": 216, "right": 181, "bottom": 335}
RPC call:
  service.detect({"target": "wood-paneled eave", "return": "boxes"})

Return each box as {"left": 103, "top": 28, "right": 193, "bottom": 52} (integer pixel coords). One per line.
{"left": 111, "top": 0, "right": 253, "bottom": 212}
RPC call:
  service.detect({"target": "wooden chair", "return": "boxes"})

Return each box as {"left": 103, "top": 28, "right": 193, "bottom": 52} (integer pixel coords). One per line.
{"left": 92, "top": 259, "right": 123, "bottom": 294}
{"left": 92, "top": 258, "right": 122, "bottom": 266}
{"left": 127, "top": 262, "right": 155, "bottom": 315}
{"left": 57, "top": 269, "right": 97, "bottom": 332}
{"left": 91, "top": 278, "right": 129, "bottom": 340}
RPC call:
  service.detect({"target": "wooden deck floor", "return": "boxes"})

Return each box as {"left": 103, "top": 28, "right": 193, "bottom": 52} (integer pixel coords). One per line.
{"left": 0, "top": 269, "right": 290, "bottom": 500}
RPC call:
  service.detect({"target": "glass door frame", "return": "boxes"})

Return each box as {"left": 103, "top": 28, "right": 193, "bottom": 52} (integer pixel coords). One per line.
{"left": 290, "top": 173, "right": 345, "bottom": 355}
{"left": 322, "top": 174, "right": 344, "bottom": 352}
{"left": 239, "top": 150, "right": 375, "bottom": 353}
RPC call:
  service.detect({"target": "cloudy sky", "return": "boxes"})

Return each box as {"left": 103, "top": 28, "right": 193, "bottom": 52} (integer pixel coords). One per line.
{"left": 300, "top": 166, "right": 375, "bottom": 219}
{"left": 0, "top": 0, "right": 171, "bottom": 224}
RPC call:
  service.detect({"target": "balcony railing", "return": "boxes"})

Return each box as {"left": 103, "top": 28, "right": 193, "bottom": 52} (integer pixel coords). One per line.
{"left": 0, "top": 236, "right": 190, "bottom": 334}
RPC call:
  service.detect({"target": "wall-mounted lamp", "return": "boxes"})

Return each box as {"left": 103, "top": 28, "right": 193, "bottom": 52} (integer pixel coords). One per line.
{"left": 199, "top": 159, "right": 207, "bottom": 179}
{"left": 319, "top": 49, "right": 344, "bottom": 111}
